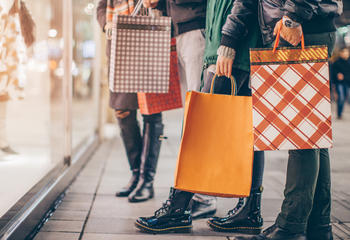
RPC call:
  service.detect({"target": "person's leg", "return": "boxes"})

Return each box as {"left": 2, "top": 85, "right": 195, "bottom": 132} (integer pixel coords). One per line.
{"left": 275, "top": 149, "right": 320, "bottom": 234}
{"left": 115, "top": 110, "right": 142, "bottom": 197}
{"left": 336, "top": 83, "right": 345, "bottom": 119}
{"left": 128, "top": 112, "right": 164, "bottom": 202}
{"left": 307, "top": 149, "right": 333, "bottom": 240}
{"left": 176, "top": 29, "right": 206, "bottom": 92}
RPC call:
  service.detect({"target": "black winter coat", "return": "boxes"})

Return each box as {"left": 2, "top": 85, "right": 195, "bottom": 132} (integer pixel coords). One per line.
{"left": 156, "top": 0, "right": 207, "bottom": 36}
{"left": 221, "top": 0, "right": 343, "bottom": 48}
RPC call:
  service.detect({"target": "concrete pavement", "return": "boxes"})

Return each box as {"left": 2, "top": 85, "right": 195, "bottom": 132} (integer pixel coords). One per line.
{"left": 34, "top": 107, "right": 350, "bottom": 240}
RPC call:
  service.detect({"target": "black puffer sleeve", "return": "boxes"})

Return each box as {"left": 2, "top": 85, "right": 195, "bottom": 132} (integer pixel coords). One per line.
{"left": 220, "top": 0, "right": 258, "bottom": 50}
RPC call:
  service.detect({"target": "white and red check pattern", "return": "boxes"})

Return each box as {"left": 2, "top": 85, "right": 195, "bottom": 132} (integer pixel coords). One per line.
{"left": 251, "top": 62, "right": 333, "bottom": 151}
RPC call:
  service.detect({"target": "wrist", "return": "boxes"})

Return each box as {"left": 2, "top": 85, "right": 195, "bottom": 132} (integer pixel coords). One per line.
{"left": 282, "top": 16, "right": 300, "bottom": 28}
{"left": 217, "top": 46, "right": 236, "bottom": 60}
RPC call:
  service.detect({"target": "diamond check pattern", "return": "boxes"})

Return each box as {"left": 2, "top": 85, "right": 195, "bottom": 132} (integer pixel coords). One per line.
{"left": 109, "top": 15, "right": 171, "bottom": 93}
{"left": 251, "top": 62, "right": 333, "bottom": 151}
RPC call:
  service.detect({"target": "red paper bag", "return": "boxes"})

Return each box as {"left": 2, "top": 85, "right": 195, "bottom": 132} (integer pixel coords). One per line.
{"left": 137, "top": 38, "right": 182, "bottom": 115}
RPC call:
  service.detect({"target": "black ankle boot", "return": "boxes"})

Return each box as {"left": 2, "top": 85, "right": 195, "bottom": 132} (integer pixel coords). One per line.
{"left": 115, "top": 170, "right": 139, "bottom": 197}
{"left": 208, "top": 188, "right": 263, "bottom": 234}
{"left": 135, "top": 188, "right": 193, "bottom": 234}
{"left": 307, "top": 224, "right": 333, "bottom": 240}
{"left": 128, "top": 122, "right": 164, "bottom": 203}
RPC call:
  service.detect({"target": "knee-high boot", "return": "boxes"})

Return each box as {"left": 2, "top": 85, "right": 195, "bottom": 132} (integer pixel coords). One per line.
{"left": 115, "top": 111, "right": 143, "bottom": 197}
{"left": 128, "top": 121, "right": 164, "bottom": 202}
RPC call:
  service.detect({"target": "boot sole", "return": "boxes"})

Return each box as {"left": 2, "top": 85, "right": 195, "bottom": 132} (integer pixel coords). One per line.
{"left": 128, "top": 195, "right": 154, "bottom": 203}
{"left": 135, "top": 221, "right": 192, "bottom": 234}
{"left": 207, "top": 221, "right": 262, "bottom": 235}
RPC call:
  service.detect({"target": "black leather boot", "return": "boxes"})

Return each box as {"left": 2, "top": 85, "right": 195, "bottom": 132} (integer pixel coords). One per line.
{"left": 208, "top": 188, "right": 263, "bottom": 234}
{"left": 115, "top": 112, "right": 142, "bottom": 197}
{"left": 233, "top": 224, "right": 307, "bottom": 240}
{"left": 115, "top": 170, "right": 139, "bottom": 197}
{"left": 135, "top": 188, "right": 193, "bottom": 234}
{"left": 128, "top": 122, "right": 164, "bottom": 202}
{"left": 210, "top": 197, "right": 245, "bottom": 221}
{"left": 307, "top": 224, "right": 333, "bottom": 240}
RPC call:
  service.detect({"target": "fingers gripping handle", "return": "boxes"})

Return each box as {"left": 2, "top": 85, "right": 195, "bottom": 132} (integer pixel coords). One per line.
{"left": 272, "top": 20, "right": 305, "bottom": 53}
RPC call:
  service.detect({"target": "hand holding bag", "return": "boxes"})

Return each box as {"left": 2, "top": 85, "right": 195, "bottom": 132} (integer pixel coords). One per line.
{"left": 174, "top": 76, "right": 254, "bottom": 197}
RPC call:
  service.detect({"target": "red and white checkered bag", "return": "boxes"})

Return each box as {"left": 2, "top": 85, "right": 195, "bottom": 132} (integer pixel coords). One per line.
{"left": 250, "top": 37, "right": 333, "bottom": 151}
{"left": 137, "top": 38, "right": 182, "bottom": 115}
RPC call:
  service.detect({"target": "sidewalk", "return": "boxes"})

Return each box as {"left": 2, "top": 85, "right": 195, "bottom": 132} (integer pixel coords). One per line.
{"left": 34, "top": 108, "right": 350, "bottom": 240}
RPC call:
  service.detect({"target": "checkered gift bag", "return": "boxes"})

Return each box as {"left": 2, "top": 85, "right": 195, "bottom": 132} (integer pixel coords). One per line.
{"left": 137, "top": 38, "right": 182, "bottom": 115}
{"left": 109, "top": 12, "right": 171, "bottom": 93}
{"left": 250, "top": 34, "right": 333, "bottom": 151}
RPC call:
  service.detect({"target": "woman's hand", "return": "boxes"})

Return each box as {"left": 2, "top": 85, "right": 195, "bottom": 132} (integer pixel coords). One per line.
{"left": 216, "top": 55, "right": 233, "bottom": 78}
{"left": 143, "top": 0, "right": 159, "bottom": 8}
{"left": 273, "top": 18, "right": 303, "bottom": 46}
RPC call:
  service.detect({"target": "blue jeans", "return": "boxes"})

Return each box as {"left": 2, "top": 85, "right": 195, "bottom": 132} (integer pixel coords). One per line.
{"left": 335, "top": 83, "right": 348, "bottom": 118}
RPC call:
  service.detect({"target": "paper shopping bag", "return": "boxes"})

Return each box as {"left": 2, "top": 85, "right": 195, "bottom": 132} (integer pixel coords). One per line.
{"left": 250, "top": 24, "right": 333, "bottom": 151}
{"left": 109, "top": 13, "right": 171, "bottom": 93}
{"left": 174, "top": 76, "right": 254, "bottom": 197}
{"left": 137, "top": 38, "right": 182, "bottom": 114}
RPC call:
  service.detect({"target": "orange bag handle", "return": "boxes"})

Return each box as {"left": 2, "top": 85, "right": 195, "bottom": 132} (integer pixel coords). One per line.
{"left": 210, "top": 75, "right": 237, "bottom": 96}
{"left": 273, "top": 19, "right": 305, "bottom": 53}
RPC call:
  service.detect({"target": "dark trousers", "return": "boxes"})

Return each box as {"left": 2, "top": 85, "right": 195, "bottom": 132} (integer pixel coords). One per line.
{"left": 274, "top": 32, "right": 335, "bottom": 233}
{"left": 335, "top": 83, "right": 348, "bottom": 118}
{"left": 172, "top": 68, "right": 265, "bottom": 210}
{"left": 117, "top": 110, "right": 162, "bottom": 170}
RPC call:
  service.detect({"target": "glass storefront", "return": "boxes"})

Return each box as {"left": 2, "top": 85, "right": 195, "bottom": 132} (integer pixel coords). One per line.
{"left": 0, "top": 0, "right": 101, "bottom": 231}
{"left": 72, "top": 0, "right": 99, "bottom": 150}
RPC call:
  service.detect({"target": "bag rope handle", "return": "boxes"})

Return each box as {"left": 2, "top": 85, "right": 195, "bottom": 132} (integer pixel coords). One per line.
{"left": 210, "top": 75, "right": 237, "bottom": 96}
{"left": 273, "top": 19, "right": 305, "bottom": 53}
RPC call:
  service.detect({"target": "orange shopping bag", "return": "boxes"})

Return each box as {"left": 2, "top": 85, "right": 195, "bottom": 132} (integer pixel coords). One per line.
{"left": 174, "top": 76, "right": 254, "bottom": 197}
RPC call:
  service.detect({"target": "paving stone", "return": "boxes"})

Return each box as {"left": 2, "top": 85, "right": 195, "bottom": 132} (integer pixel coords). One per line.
{"left": 59, "top": 201, "right": 91, "bottom": 211}
{"left": 63, "top": 193, "right": 94, "bottom": 203}
{"left": 333, "top": 223, "right": 350, "bottom": 240}
{"left": 40, "top": 220, "right": 84, "bottom": 233}
{"left": 82, "top": 233, "right": 228, "bottom": 240}
{"left": 50, "top": 210, "right": 88, "bottom": 221}
{"left": 34, "top": 232, "right": 80, "bottom": 240}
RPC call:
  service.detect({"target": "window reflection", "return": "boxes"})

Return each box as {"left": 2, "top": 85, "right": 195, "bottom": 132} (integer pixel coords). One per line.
{"left": 72, "top": 0, "right": 99, "bottom": 150}
{"left": 0, "top": 0, "right": 64, "bottom": 217}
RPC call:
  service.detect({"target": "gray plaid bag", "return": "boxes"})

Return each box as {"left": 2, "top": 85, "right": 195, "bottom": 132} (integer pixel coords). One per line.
{"left": 109, "top": 7, "right": 171, "bottom": 93}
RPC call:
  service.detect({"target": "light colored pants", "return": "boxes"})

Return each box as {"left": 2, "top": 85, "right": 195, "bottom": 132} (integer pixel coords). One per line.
{"left": 176, "top": 29, "right": 217, "bottom": 206}
{"left": 176, "top": 29, "right": 205, "bottom": 100}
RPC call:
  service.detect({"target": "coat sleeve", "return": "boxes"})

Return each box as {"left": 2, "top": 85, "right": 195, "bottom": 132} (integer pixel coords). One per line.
{"left": 283, "top": 0, "right": 343, "bottom": 23}
{"left": 220, "top": 0, "right": 258, "bottom": 50}
{"left": 97, "top": 0, "right": 107, "bottom": 31}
